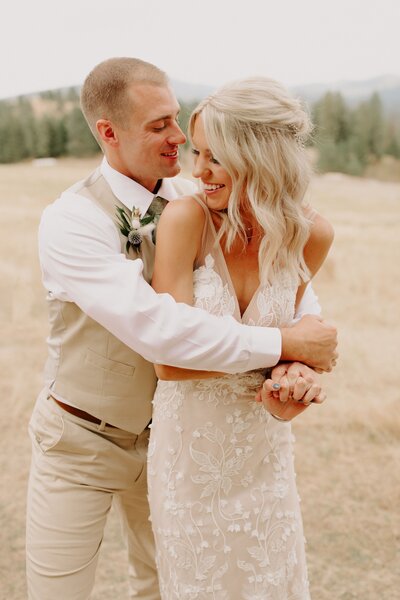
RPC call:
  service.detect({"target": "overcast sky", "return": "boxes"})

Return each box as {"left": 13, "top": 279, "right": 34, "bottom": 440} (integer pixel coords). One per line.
{"left": 2, "top": 0, "right": 399, "bottom": 99}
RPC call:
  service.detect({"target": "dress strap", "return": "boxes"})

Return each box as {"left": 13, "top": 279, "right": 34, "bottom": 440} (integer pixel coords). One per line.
{"left": 302, "top": 202, "right": 317, "bottom": 221}
{"left": 190, "top": 194, "right": 215, "bottom": 268}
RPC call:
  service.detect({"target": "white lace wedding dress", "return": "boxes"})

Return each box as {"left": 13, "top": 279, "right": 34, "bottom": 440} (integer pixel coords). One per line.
{"left": 147, "top": 197, "right": 311, "bottom": 599}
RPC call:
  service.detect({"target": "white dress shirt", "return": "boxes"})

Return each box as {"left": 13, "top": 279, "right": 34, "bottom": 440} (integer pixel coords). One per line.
{"left": 38, "top": 158, "right": 320, "bottom": 374}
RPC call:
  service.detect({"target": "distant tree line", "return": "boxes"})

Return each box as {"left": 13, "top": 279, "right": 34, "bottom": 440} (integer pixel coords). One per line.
{"left": 312, "top": 91, "right": 400, "bottom": 175}
{"left": 0, "top": 87, "right": 399, "bottom": 178}
{"left": 0, "top": 88, "right": 99, "bottom": 163}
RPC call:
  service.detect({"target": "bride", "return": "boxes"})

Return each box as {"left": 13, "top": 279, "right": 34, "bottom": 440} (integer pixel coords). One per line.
{"left": 147, "top": 77, "right": 334, "bottom": 599}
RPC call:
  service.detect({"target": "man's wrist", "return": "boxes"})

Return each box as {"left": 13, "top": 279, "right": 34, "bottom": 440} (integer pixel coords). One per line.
{"left": 280, "top": 326, "right": 303, "bottom": 363}
{"left": 280, "top": 327, "right": 291, "bottom": 362}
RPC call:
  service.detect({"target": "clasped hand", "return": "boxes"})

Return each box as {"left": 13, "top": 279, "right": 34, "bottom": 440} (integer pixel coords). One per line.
{"left": 255, "top": 362, "right": 326, "bottom": 421}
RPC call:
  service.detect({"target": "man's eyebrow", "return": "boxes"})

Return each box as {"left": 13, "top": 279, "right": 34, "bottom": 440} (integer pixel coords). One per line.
{"left": 147, "top": 110, "right": 180, "bottom": 124}
{"left": 148, "top": 115, "right": 170, "bottom": 123}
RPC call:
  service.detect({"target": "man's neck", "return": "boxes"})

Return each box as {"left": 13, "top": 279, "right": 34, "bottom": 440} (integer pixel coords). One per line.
{"left": 104, "top": 155, "right": 158, "bottom": 192}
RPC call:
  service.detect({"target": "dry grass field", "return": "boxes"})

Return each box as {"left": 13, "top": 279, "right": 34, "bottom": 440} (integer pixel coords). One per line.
{"left": 0, "top": 157, "right": 399, "bottom": 599}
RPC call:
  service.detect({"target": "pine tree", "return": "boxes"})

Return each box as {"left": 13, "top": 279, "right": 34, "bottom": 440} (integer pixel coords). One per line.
{"left": 384, "top": 119, "right": 400, "bottom": 158}
{"left": 65, "top": 107, "right": 100, "bottom": 156}
{"left": 311, "top": 91, "right": 390, "bottom": 175}
{"left": 313, "top": 92, "right": 356, "bottom": 173}
{"left": 17, "top": 96, "right": 38, "bottom": 158}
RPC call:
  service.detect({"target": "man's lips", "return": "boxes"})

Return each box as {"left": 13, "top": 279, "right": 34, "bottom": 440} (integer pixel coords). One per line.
{"left": 161, "top": 150, "right": 179, "bottom": 159}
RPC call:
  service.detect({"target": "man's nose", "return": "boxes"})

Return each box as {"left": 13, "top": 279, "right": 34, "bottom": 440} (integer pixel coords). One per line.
{"left": 168, "top": 122, "right": 186, "bottom": 145}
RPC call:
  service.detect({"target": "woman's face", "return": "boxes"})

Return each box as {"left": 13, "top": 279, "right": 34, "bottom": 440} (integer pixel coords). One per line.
{"left": 191, "top": 113, "right": 232, "bottom": 210}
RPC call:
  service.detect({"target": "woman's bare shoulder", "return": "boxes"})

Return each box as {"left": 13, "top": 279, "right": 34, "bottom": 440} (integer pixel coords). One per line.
{"left": 157, "top": 196, "right": 206, "bottom": 246}
{"left": 303, "top": 211, "right": 334, "bottom": 277}
{"left": 160, "top": 195, "right": 206, "bottom": 233}
{"left": 308, "top": 212, "right": 334, "bottom": 247}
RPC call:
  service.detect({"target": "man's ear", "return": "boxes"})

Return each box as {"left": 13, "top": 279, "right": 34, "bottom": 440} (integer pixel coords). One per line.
{"left": 96, "top": 119, "right": 118, "bottom": 147}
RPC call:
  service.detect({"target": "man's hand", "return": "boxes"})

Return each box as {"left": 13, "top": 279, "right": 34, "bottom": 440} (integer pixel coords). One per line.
{"left": 255, "top": 362, "right": 326, "bottom": 421}
{"left": 280, "top": 315, "right": 338, "bottom": 372}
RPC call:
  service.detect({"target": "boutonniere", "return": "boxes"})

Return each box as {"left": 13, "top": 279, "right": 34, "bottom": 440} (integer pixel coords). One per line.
{"left": 115, "top": 206, "right": 156, "bottom": 252}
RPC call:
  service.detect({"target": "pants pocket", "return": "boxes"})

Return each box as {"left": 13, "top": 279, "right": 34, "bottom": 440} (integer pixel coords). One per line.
{"left": 29, "top": 397, "right": 65, "bottom": 454}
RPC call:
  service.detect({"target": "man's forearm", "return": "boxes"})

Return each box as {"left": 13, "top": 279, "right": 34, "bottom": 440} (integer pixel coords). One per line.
{"left": 280, "top": 315, "right": 337, "bottom": 372}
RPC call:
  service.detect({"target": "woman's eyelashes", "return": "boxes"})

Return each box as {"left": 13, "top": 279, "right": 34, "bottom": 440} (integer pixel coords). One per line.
{"left": 191, "top": 148, "right": 220, "bottom": 165}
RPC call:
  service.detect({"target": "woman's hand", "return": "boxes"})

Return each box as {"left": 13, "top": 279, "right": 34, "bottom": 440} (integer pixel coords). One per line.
{"left": 255, "top": 362, "right": 326, "bottom": 421}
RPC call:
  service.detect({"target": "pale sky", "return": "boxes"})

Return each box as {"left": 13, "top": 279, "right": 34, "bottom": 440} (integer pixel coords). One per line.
{"left": 2, "top": 0, "right": 399, "bottom": 99}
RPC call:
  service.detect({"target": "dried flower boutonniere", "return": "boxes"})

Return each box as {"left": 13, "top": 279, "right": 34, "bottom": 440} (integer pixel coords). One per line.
{"left": 115, "top": 206, "right": 156, "bottom": 252}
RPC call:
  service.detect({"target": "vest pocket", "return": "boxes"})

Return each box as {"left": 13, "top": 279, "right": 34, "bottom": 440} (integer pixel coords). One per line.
{"left": 85, "top": 348, "right": 136, "bottom": 377}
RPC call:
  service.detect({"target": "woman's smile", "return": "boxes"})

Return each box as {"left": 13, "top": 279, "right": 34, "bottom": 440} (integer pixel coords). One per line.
{"left": 202, "top": 182, "right": 226, "bottom": 195}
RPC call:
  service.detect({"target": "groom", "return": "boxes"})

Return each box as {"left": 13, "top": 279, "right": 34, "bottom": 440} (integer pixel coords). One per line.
{"left": 26, "top": 57, "right": 337, "bottom": 599}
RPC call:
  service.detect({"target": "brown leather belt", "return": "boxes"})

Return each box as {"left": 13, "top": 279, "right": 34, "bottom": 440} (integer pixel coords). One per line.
{"left": 51, "top": 397, "right": 117, "bottom": 428}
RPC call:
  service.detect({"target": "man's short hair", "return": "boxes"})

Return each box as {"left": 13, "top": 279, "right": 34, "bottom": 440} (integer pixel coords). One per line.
{"left": 81, "top": 57, "right": 168, "bottom": 139}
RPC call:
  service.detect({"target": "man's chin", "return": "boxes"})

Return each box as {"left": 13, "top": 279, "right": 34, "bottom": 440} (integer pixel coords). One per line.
{"left": 162, "top": 162, "right": 181, "bottom": 179}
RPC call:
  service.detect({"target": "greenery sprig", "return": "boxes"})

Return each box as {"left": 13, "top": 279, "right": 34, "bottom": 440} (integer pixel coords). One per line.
{"left": 115, "top": 206, "right": 156, "bottom": 252}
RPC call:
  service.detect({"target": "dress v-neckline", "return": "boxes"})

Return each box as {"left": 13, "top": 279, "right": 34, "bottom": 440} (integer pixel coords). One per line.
{"left": 206, "top": 212, "right": 262, "bottom": 321}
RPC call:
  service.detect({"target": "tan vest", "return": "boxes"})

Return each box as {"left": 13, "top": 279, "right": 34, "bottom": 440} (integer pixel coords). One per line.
{"left": 43, "top": 167, "right": 193, "bottom": 433}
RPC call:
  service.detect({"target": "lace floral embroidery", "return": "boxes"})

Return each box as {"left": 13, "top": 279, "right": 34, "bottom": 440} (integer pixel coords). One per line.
{"left": 148, "top": 248, "right": 310, "bottom": 599}
{"left": 248, "top": 271, "right": 297, "bottom": 328}
{"left": 193, "top": 254, "right": 235, "bottom": 317}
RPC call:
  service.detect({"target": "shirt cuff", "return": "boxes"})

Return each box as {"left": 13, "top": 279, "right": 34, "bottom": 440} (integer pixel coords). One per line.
{"left": 243, "top": 326, "right": 282, "bottom": 371}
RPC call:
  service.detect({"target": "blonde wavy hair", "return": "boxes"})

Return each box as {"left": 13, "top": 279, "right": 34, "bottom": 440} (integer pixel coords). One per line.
{"left": 189, "top": 77, "right": 313, "bottom": 284}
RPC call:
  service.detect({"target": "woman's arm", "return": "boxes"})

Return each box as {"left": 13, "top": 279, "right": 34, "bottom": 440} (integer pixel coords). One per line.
{"left": 263, "top": 213, "right": 333, "bottom": 419}
{"left": 296, "top": 213, "right": 334, "bottom": 308}
{"left": 152, "top": 196, "right": 224, "bottom": 381}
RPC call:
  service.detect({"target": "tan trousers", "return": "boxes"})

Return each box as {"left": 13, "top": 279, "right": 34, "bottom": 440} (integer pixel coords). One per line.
{"left": 26, "top": 390, "right": 160, "bottom": 600}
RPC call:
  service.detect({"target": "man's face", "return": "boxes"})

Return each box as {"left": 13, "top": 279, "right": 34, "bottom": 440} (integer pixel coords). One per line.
{"left": 114, "top": 83, "right": 186, "bottom": 191}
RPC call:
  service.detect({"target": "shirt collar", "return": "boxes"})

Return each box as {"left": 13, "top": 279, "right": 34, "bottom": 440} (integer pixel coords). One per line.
{"left": 101, "top": 157, "right": 177, "bottom": 215}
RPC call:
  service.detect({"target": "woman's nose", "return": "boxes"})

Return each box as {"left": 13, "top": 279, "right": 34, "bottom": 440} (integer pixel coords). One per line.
{"left": 192, "top": 156, "right": 209, "bottom": 179}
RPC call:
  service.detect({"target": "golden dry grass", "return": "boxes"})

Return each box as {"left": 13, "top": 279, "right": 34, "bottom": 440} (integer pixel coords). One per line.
{"left": 0, "top": 159, "right": 399, "bottom": 599}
